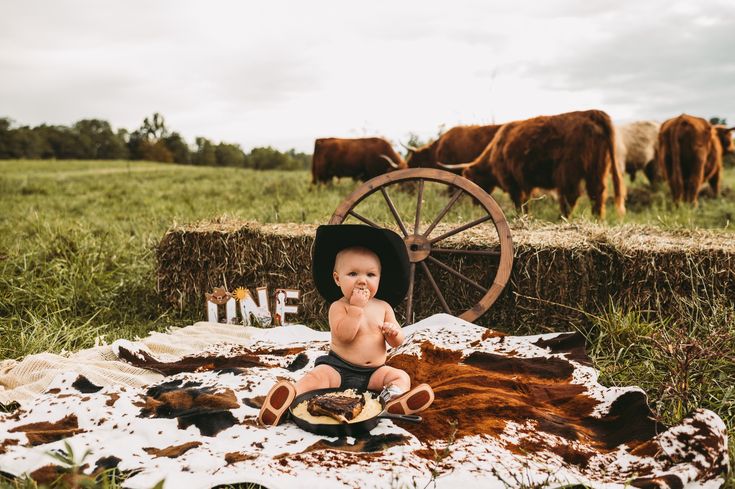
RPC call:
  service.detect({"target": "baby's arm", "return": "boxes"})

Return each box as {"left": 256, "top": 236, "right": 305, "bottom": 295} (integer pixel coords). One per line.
{"left": 328, "top": 298, "right": 364, "bottom": 343}
{"left": 381, "top": 304, "right": 405, "bottom": 348}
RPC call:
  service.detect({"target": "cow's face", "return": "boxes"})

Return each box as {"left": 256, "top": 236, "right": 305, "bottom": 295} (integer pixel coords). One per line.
{"left": 714, "top": 126, "right": 735, "bottom": 154}
{"left": 406, "top": 146, "right": 434, "bottom": 168}
{"left": 463, "top": 164, "right": 497, "bottom": 194}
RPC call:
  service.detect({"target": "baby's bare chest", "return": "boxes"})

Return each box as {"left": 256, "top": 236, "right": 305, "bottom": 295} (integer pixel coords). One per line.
{"left": 357, "top": 304, "right": 385, "bottom": 331}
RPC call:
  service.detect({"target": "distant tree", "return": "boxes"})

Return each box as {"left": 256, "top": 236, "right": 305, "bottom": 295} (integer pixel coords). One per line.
{"left": 214, "top": 142, "right": 245, "bottom": 167}
{"left": 2, "top": 125, "right": 46, "bottom": 159}
{"left": 117, "top": 128, "right": 129, "bottom": 144}
{"left": 283, "top": 149, "right": 310, "bottom": 170}
{"left": 35, "top": 124, "right": 83, "bottom": 159}
{"left": 138, "top": 140, "right": 173, "bottom": 163}
{"left": 192, "top": 137, "right": 216, "bottom": 166}
{"left": 163, "top": 132, "right": 191, "bottom": 164}
{"left": 243, "top": 146, "right": 311, "bottom": 170}
{"left": 73, "top": 119, "right": 108, "bottom": 158}
{"left": 709, "top": 116, "right": 728, "bottom": 126}
{"left": 102, "top": 133, "right": 129, "bottom": 160}
{"left": 0, "top": 117, "right": 13, "bottom": 158}
{"left": 126, "top": 129, "right": 146, "bottom": 160}
{"left": 245, "top": 146, "right": 288, "bottom": 170}
{"left": 0, "top": 113, "right": 313, "bottom": 167}
{"left": 141, "top": 112, "right": 168, "bottom": 140}
{"left": 73, "top": 119, "right": 128, "bottom": 159}
{"left": 127, "top": 113, "right": 173, "bottom": 162}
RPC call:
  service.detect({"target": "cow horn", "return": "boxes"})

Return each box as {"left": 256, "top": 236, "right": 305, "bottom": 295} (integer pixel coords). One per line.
{"left": 400, "top": 141, "right": 419, "bottom": 152}
{"left": 436, "top": 161, "right": 474, "bottom": 170}
{"left": 727, "top": 126, "right": 735, "bottom": 132}
{"left": 379, "top": 154, "right": 401, "bottom": 169}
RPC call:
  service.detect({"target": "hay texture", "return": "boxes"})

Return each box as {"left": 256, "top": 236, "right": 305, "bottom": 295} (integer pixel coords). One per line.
{"left": 156, "top": 219, "right": 735, "bottom": 332}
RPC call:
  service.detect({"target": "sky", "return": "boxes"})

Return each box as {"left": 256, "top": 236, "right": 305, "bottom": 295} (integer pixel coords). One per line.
{"left": 1, "top": 0, "right": 734, "bottom": 153}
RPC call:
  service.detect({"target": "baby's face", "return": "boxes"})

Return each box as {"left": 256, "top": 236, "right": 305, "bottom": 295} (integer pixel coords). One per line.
{"left": 333, "top": 248, "right": 381, "bottom": 301}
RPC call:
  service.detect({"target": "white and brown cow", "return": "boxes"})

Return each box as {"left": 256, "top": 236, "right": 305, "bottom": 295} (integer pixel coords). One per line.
{"left": 615, "top": 120, "right": 661, "bottom": 185}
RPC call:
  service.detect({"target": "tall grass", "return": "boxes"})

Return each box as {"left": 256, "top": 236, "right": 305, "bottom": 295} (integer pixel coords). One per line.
{"left": 3, "top": 159, "right": 733, "bottom": 359}
{"left": 579, "top": 290, "right": 735, "bottom": 487}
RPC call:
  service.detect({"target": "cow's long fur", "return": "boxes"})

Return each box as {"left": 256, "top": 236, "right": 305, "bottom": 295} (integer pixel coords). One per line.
{"left": 461, "top": 110, "right": 625, "bottom": 218}
{"left": 657, "top": 114, "right": 735, "bottom": 205}
{"left": 406, "top": 124, "right": 502, "bottom": 172}
{"left": 615, "top": 120, "right": 660, "bottom": 184}
{"left": 311, "top": 137, "right": 406, "bottom": 184}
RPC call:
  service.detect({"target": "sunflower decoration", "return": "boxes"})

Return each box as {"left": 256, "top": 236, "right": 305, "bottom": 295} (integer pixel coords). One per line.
{"left": 233, "top": 287, "right": 248, "bottom": 301}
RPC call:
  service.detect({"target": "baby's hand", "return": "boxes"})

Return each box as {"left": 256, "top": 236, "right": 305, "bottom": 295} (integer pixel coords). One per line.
{"left": 380, "top": 322, "right": 400, "bottom": 338}
{"left": 349, "top": 287, "right": 370, "bottom": 307}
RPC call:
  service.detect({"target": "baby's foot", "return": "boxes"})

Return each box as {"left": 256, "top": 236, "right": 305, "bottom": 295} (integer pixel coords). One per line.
{"left": 257, "top": 380, "right": 296, "bottom": 426}
{"left": 384, "top": 383, "right": 434, "bottom": 415}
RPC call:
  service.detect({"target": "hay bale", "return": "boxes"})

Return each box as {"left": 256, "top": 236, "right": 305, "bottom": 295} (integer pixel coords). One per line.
{"left": 156, "top": 219, "right": 735, "bottom": 333}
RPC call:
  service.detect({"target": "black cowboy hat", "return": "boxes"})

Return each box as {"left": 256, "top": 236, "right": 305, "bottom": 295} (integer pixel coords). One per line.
{"left": 312, "top": 224, "right": 409, "bottom": 307}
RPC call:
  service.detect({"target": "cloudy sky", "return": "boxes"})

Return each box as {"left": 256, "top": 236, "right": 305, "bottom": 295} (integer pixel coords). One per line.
{"left": 1, "top": 0, "right": 734, "bottom": 152}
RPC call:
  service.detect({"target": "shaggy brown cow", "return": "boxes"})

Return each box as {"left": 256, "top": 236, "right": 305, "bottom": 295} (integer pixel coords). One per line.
{"left": 311, "top": 137, "right": 406, "bottom": 184}
{"left": 657, "top": 114, "right": 735, "bottom": 206}
{"left": 615, "top": 120, "right": 661, "bottom": 185}
{"left": 405, "top": 124, "right": 503, "bottom": 173}
{"left": 440, "top": 110, "right": 625, "bottom": 218}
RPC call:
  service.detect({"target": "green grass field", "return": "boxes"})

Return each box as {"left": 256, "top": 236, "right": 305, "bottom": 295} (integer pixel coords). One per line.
{"left": 1, "top": 159, "right": 734, "bottom": 488}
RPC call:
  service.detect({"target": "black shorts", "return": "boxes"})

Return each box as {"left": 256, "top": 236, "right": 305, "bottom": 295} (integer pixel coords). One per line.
{"left": 313, "top": 351, "right": 382, "bottom": 391}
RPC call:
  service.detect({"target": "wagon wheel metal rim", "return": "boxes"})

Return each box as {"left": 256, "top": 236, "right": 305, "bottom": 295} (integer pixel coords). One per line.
{"left": 329, "top": 168, "right": 513, "bottom": 323}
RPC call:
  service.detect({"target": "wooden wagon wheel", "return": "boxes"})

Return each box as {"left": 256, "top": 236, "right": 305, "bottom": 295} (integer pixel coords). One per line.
{"left": 329, "top": 168, "right": 513, "bottom": 323}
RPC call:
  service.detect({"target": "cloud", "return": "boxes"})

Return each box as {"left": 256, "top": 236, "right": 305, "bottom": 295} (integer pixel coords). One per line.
{"left": 2, "top": 1, "right": 734, "bottom": 151}
{"left": 214, "top": 48, "right": 322, "bottom": 112}
{"left": 524, "top": 3, "right": 735, "bottom": 121}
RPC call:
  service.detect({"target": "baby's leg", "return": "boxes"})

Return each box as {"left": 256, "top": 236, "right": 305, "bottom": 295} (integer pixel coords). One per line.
{"left": 295, "top": 364, "right": 341, "bottom": 395}
{"left": 258, "top": 365, "right": 341, "bottom": 426}
{"left": 367, "top": 366, "right": 410, "bottom": 393}
{"left": 369, "top": 366, "right": 434, "bottom": 415}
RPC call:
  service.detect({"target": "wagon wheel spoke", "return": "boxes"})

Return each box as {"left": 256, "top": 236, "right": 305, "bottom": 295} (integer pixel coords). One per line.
{"left": 420, "top": 261, "right": 451, "bottom": 315}
{"left": 426, "top": 256, "right": 487, "bottom": 294}
{"left": 348, "top": 209, "right": 380, "bottom": 228}
{"left": 414, "top": 179, "right": 425, "bottom": 234}
{"left": 379, "top": 187, "right": 409, "bottom": 237}
{"left": 423, "top": 188, "right": 463, "bottom": 238}
{"left": 429, "top": 215, "right": 493, "bottom": 245}
{"left": 405, "top": 263, "right": 416, "bottom": 323}
{"left": 432, "top": 247, "right": 501, "bottom": 256}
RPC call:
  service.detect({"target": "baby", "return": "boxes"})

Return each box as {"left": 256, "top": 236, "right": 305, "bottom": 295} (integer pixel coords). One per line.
{"left": 258, "top": 224, "right": 434, "bottom": 426}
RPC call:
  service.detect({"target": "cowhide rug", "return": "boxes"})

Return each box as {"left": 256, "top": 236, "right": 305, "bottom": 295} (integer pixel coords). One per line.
{"left": 0, "top": 314, "right": 728, "bottom": 488}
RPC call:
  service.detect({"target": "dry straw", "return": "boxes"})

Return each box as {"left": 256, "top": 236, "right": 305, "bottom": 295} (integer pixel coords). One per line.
{"left": 156, "top": 219, "right": 735, "bottom": 333}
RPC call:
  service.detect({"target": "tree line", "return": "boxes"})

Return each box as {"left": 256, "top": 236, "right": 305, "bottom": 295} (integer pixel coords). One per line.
{"left": 0, "top": 113, "right": 311, "bottom": 171}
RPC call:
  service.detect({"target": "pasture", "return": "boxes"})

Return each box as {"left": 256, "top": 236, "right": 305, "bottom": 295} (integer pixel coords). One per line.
{"left": 1, "top": 159, "right": 735, "bottom": 487}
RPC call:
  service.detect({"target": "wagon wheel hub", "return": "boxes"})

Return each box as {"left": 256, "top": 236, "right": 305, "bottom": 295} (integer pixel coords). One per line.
{"left": 405, "top": 234, "right": 431, "bottom": 262}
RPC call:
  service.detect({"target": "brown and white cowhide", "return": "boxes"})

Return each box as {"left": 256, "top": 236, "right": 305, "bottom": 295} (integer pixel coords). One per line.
{"left": 0, "top": 314, "right": 728, "bottom": 488}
